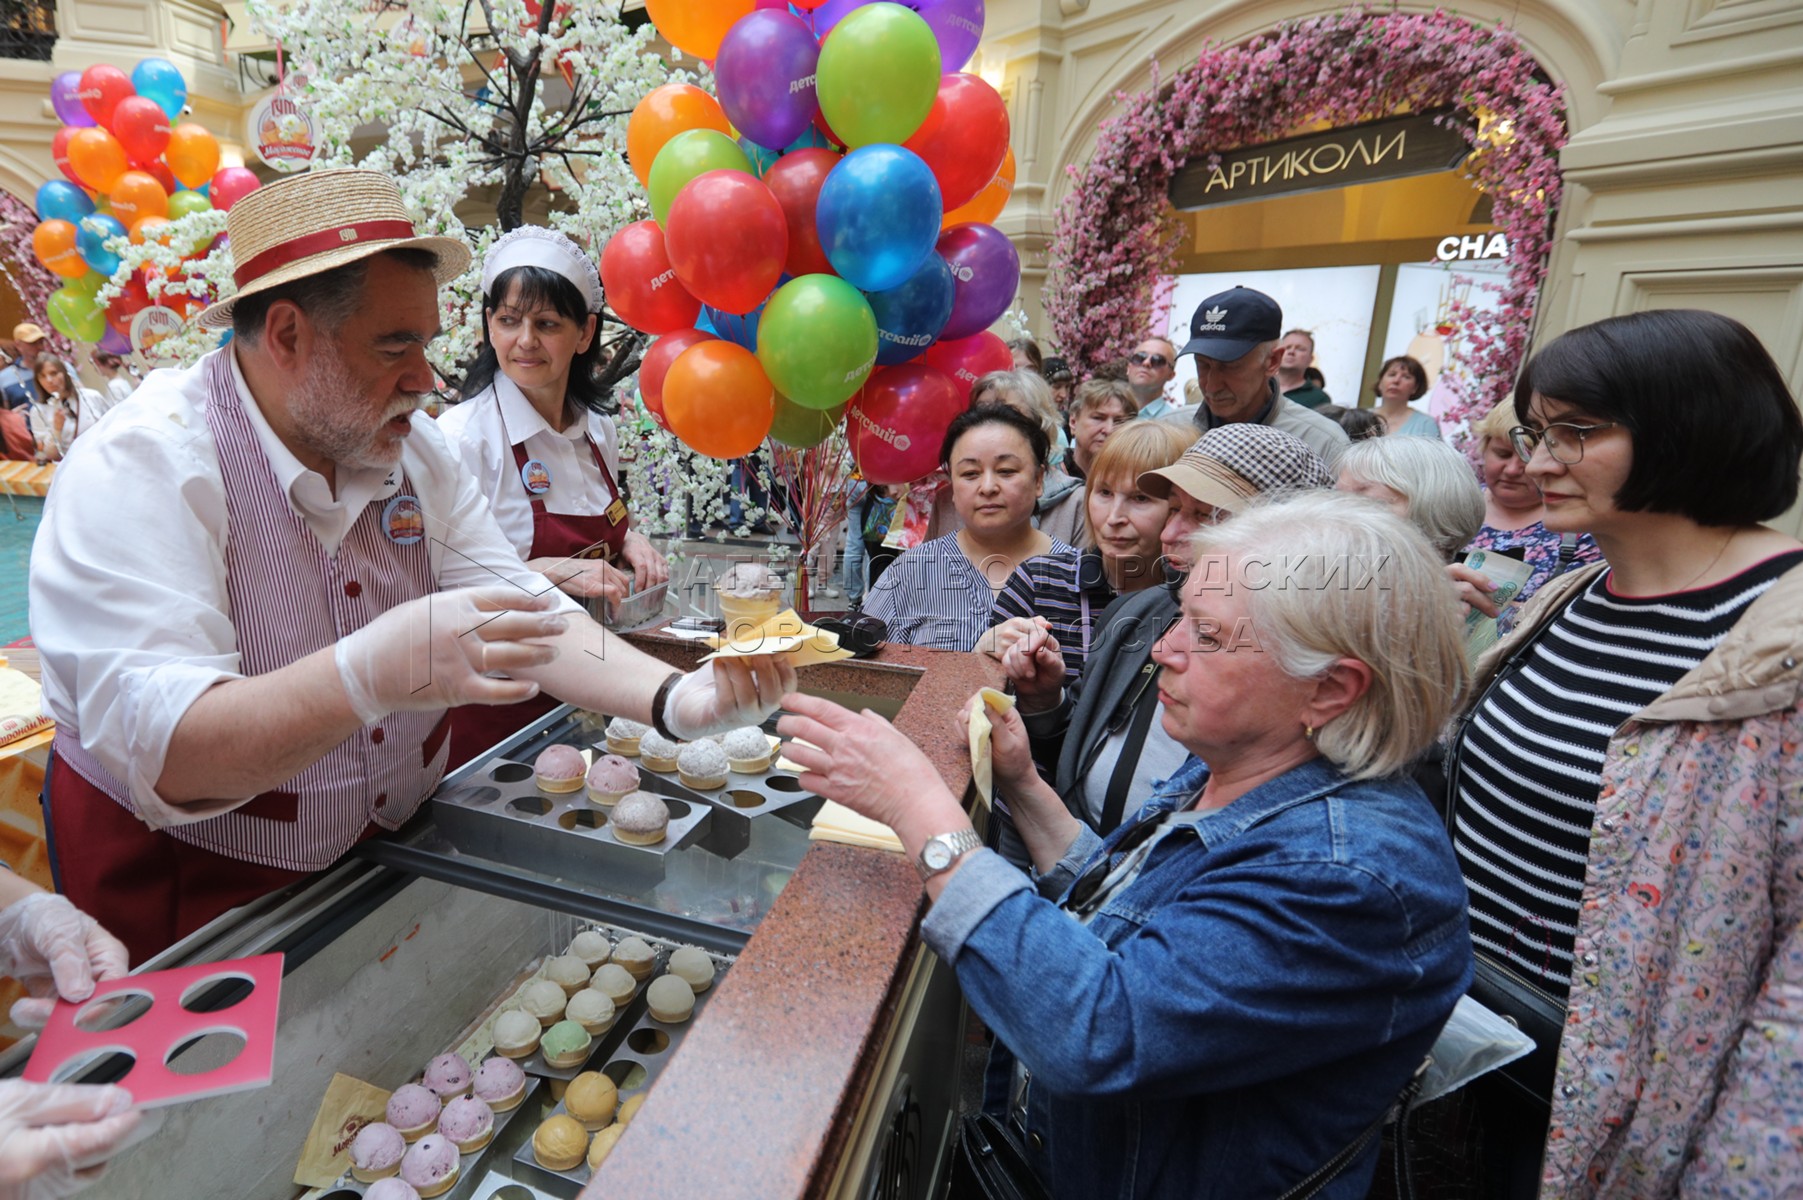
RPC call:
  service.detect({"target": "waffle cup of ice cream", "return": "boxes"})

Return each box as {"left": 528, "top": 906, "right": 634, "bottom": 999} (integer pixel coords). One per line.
{"left": 720, "top": 727, "right": 774, "bottom": 773}
{"left": 585, "top": 754, "right": 639, "bottom": 807}
{"left": 715, "top": 562, "right": 783, "bottom": 642}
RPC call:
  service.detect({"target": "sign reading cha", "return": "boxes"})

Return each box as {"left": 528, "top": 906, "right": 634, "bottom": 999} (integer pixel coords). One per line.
{"left": 1435, "top": 233, "right": 1509, "bottom": 262}
{"left": 1168, "top": 109, "right": 1470, "bottom": 211}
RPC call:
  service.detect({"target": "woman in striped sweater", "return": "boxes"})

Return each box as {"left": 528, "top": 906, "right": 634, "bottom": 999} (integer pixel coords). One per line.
{"left": 1445, "top": 310, "right": 1803, "bottom": 1200}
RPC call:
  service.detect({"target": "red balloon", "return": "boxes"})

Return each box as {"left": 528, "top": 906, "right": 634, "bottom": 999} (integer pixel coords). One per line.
{"left": 922, "top": 331, "right": 1013, "bottom": 399}
{"left": 903, "top": 74, "right": 1010, "bottom": 213}
{"left": 663, "top": 170, "right": 788, "bottom": 316}
{"left": 111, "top": 96, "right": 171, "bottom": 165}
{"left": 105, "top": 272, "right": 153, "bottom": 337}
{"left": 847, "top": 363, "right": 967, "bottom": 484}
{"left": 51, "top": 126, "right": 83, "bottom": 187}
{"left": 599, "top": 220, "right": 702, "bottom": 335}
{"left": 811, "top": 105, "right": 844, "bottom": 149}
{"left": 141, "top": 160, "right": 177, "bottom": 196}
{"left": 209, "top": 166, "right": 262, "bottom": 211}
{"left": 639, "top": 328, "right": 717, "bottom": 425}
{"left": 79, "top": 64, "right": 135, "bottom": 130}
{"left": 762, "top": 147, "right": 839, "bottom": 278}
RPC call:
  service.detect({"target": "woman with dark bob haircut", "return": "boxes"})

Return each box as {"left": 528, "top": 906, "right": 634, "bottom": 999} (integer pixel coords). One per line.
{"left": 1370, "top": 354, "right": 1438, "bottom": 437}
{"left": 858, "top": 405, "right": 1073, "bottom": 650}
{"left": 1443, "top": 309, "right": 1803, "bottom": 1199}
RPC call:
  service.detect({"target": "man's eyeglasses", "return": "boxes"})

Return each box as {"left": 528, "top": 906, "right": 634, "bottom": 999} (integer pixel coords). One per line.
{"left": 1128, "top": 352, "right": 1170, "bottom": 368}
{"left": 1508, "top": 422, "right": 1618, "bottom": 465}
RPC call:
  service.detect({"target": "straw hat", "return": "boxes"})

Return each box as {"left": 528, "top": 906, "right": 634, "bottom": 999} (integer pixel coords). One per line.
{"left": 198, "top": 168, "right": 471, "bottom": 330}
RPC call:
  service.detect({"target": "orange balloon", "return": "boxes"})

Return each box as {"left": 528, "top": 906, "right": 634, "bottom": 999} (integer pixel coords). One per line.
{"left": 644, "top": 0, "right": 754, "bottom": 61}
{"left": 67, "top": 127, "right": 129, "bottom": 193}
{"left": 32, "top": 219, "right": 88, "bottom": 279}
{"left": 663, "top": 341, "right": 775, "bottom": 459}
{"left": 166, "top": 123, "right": 221, "bottom": 190}
{"left": 129, "top": 215, "right": 172, "bottom": 246}
{"left": 627, "top": 84, "right": 733, "bottom": 188}
{"left": 110, "top": 170, "right": 170, "bottom": 228}
{"left": 943, "top": 147, "right": 1016, "bottom": 228}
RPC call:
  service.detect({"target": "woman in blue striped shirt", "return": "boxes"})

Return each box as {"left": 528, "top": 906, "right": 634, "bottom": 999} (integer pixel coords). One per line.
{"left": 859, "top": 406, "right": 1076, "bottom": 650}
{"left": 986, "top": 421, "right": 1194, "bottom": 683}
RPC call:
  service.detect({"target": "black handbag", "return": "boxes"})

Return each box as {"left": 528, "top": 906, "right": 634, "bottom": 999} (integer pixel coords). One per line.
{"left": 947, "top": 1113, "right": 1052, "bottom": 1200}
{"left": 1465, "top": 954, "right": 1562, "bottom": 1109}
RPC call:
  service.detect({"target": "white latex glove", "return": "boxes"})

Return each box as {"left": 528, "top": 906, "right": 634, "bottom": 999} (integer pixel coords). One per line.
{"left": 531, "top": 556, "right": 629, "bottom": 605}
{"left": 662, "top": 657, "right": 799, "bottom": 740}
{"left": 0, "top": 1081, "right": 141, "bottom": 1199}
{"left": 335, "top": 586, "right": 569, "bottom": 725}
{"left": 0, "top": 895, "right": 129, "bottom": 1031}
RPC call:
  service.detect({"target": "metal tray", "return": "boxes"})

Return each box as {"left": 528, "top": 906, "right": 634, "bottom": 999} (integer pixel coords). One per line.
{"left": 508, "top": 942, "right": 732, "bottom": 1197}
{"left": 431, "top": 755, "right": 713, "bottom": 892}
{"left": 631, "top": 739, "right": 825, "bottom": 860}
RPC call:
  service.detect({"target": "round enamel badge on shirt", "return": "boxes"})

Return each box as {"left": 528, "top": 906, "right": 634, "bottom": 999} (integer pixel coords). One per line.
{"left": 383, "top": 494, "right": 425, "bottom": 545}
{"left": 520, "top": 459, "right": 552, "bottom": 495}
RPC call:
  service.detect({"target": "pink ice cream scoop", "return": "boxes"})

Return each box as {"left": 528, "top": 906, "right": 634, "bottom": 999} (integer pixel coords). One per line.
{"left": 534, "top": 744, "right": 586, "bottom": 781}
{"left": 439, "top": 1095, "right": 494, "bottom": 1146}
{"left": 365, "top": 1180, "right": 422, "bottom": 1200}
{"left": 399, "top": 1134, "right": 459, "bottom": 1190}
{"left": 585, "top": 754, "right": 640, "bottom": 794}
{"left": 472, "top": 1056, "right": 525, "bottom": 1105}
{"left": 385, "top": 1083, "right": 441, "bottom": 1133}
{"left": 422, "top": 1052, "right": 471, "bottom": 1098}
{"left": 350, "top": 1122, "right": 406, "bottom": 1174}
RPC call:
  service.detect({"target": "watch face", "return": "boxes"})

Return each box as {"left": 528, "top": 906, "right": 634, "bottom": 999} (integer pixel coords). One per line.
{"left": 923, "top": 840, "right": 954, "bottom": 871}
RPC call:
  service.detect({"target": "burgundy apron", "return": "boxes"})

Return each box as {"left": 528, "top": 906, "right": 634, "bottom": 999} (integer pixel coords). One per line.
{"left": 50, "top": 350, "right": 451, "bottom": 964}
{"left": 444, "top": 416, "right": 629, "bottom": 768}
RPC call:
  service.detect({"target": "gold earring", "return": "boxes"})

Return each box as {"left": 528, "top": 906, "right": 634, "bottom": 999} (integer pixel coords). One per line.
{"left": 1304, "top": 724, "right": 1316, "bottom": 742}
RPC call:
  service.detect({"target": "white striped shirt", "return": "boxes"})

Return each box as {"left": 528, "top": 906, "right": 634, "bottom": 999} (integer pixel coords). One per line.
{"left": 1452, "top": 552, "right": 1803, "bottom": 996}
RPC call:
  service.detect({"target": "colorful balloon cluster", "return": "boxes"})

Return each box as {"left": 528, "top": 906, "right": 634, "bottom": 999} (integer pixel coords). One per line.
{"left": 32, "top": 59, "right": 261, "bottom": 351}
{"left": 603, "top": 0, "right": 1019, "bottom": 481}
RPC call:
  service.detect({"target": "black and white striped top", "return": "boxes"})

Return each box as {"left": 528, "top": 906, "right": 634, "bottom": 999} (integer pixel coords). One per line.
{"left": 1452, "top": 551, "right": 1803, "bottom": 998}
{"left": 861, "top": 532, "right": 1078, "bottom": 651}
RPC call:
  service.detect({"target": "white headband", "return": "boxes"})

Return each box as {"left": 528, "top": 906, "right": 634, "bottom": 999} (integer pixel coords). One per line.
{"left": 482, "top": 226, "right": 603, "bottom": 313}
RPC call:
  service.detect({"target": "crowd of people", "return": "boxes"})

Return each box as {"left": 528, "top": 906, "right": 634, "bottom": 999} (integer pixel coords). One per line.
{"left": 12, "top": 166, "right": 1802, "bottom": 1200}
{"left": 0, "top": 325, "right": 136, "bottom": 465}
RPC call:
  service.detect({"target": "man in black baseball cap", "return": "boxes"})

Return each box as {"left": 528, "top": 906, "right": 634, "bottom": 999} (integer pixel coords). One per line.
{"left": 1173, "top": 285, "right": 1348, "bottom": 466}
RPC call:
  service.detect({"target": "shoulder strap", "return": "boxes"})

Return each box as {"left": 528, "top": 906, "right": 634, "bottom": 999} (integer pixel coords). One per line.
{"left": 1275, "top": 1057, "right": 1429, "bottom": 1200}
{"left": 1555, "top": 531, "right": 1579, "bottom": 572}
{"left": 1099, "top": 663, "right": 1162, "bottom": 833}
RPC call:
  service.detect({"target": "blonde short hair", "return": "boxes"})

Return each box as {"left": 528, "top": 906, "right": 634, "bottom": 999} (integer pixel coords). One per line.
{"left": 1470, "top": 401, "right": 1517, "bottom": 448}
{"left": 1186, "top": 491, "right": 1468, "bottom": 780}
{"left": 1336, "top": 437, "right": 1485, "bottom": 561}
{"left": 972, "top": 369, "right": 1061, "bottom": 449}
{"left": 1082, "top": 422, "right": 1193, "bottom": 547}
{"left": 1073, "top": 377, "right": 1138, "bottom": 418}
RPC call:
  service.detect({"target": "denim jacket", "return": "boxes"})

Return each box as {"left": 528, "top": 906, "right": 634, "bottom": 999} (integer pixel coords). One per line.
{"left": 923, "top": 756, "right": 1473, "bottom": 1200}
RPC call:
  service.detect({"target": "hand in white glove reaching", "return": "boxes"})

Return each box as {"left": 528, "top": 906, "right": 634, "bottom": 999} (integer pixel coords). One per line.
{"left": 0, "top": 1081, "right": 141, "bottom": 1200}
{"left": 0, "top": 895, "right": 128, "bottom": 1031}
{"left": 335, "top": 586, "right": 569, "bottom": 725}
{"left": 661, "top": 656, "right": 799, "bottom": 740}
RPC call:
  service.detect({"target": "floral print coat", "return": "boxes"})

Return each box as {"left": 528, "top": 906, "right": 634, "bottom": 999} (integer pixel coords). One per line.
{"left": 1470, "top": 561, "right": 1803, "bottom": 1198}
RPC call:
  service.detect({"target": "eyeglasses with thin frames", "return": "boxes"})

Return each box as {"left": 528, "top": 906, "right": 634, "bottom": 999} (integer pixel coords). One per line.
{"left": 1129, "top": 352, "right": 1170, "bottom": 368}
{"left": 1508, "top": 421, "right": 1618, "bottom": 465}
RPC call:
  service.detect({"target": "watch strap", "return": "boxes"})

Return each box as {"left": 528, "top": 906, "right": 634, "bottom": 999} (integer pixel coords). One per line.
{"left": 917, "top": 828, "right": 984, "bottom": 880}
{"left": 650, "top": 670, "right": 684, "bottom": 742}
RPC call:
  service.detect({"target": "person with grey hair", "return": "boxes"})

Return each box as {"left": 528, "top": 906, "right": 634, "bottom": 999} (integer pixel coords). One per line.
{"left": 1172, "top": 287, "right": 1349, "bottom": 466}
{"left": 30, "top": 169, "right": 796, "bottom": 965}
{"left": 780, "top": 490, "right": 1473, "bottom": 1199}
{"left": 1335, "top": 435, "right": 1485, "bottom": 561}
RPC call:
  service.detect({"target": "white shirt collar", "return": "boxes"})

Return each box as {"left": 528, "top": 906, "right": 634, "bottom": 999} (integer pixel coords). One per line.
{"left": 495, "top": 372, "right": 590, "bottom": 444}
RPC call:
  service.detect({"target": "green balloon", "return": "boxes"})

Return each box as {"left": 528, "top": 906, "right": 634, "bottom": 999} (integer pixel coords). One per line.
{"left": 647, "top": 130, "right": 753, "bottom": 226}
{"left": 167, "top": 190, "right": 213, "bottom": 219}
{"left": 47, "top": 286, "right": 105, "bottom": 342}
{"left": 757, "top": 275, "right": 878, "bottom": 410}
{"left": 817, "top": 3, "right": 941, "bottom": 148}
{"left": 769, "top": 395, "right": 846, "bottom": 448}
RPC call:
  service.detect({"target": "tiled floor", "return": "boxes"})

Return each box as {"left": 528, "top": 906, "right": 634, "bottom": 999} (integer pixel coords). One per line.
{"left": 0, "top": 496, "right": 43, "bottom": 645}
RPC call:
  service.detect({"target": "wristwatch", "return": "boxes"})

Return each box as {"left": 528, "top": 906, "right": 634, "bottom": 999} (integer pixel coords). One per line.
{"left": 916, "top": 829, "right": 983, "bottom": 881}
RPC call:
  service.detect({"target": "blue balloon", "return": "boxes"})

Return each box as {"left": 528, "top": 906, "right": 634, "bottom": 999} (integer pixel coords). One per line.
{"left": 867, "top": 253, "right": 955, "bottom": 365}
{"left": 76, "top": 214, "right": 127, "bottom": 277}
{"left": 740, "top": 136, "right": 780, "bottom": 179}
{"left": 703, "top": 273, "right": 789, "bottom": 350}
{"left": 815, "top": 144, "right": 942, "bottom": 292}
{"left": 36, "top": 180, "right": 93, "bottom": 224}
{"left": 694, "top": 310, "right": 718, "bottom": 336}
{"left": 131, "top": 58, "right": 188, "bottom": 121}
{"left": 783, "top": 127, "right": 837, "bottom": 153}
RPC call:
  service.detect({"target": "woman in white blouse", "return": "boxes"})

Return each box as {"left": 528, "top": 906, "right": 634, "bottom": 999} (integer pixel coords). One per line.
{"left": 28, "top": 357, "right": 110, "bottom": 463}
{"left": 438, "top": 226, "right": 669, "bottom": 763}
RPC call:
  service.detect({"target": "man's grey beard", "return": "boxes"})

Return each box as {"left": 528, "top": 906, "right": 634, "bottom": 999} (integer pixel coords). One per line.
{"left": 1130, "top": 380, "right": 1164, "bottom": 405}
{"left": 288, "top": 351, "right": 421, "bottom": 471}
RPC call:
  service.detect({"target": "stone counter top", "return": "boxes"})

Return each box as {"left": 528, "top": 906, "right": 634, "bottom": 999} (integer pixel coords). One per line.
{"left": 587, "top": 628, "right": 1002, "bottom": 1199}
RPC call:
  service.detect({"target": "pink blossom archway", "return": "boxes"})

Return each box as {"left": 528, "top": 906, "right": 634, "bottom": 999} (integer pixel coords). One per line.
{"left": 1046, "top": 7, "right": 1567, "bottom": 429}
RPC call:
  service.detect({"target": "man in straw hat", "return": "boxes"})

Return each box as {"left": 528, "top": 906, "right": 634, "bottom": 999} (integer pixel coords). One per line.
{"left": 29, "top": 169, "right": 797, "bottom": 963}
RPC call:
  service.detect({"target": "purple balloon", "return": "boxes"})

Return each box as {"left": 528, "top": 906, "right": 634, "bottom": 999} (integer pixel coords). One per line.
{"left": 937, "top": 222, "right": 1019, "bottom": 340}
{"left": 806, "top": 0, "right": 982, "bottom": 71}
{"left": 716, "top": 11, "right": 820, "bottom": 152}
{"left": 50, "top": 72, "right": 96, "bottom": 128}
{"left": 98, "top": 327, "right": 132, "bottom": 355}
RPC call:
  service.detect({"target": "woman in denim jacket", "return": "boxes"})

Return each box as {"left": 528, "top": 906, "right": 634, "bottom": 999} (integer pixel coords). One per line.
{"left": 783, "top": 492, "right": 1473, "bottom": 1199}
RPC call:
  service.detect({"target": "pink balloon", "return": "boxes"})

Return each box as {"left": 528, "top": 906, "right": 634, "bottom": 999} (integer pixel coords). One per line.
{"left": 847, "top": 363, "right": 968, "bottom": 484}
{"left": 921, "top": 330, "right": 1013, "bottom": 399}
{"left": 209, "top": 167, "right": 262, "bottom": 212}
